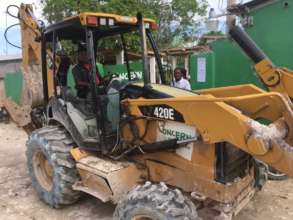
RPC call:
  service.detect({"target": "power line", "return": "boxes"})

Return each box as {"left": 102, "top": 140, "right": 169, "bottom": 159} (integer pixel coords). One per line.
{"left": 5, "top": 10, "right": 8, "bottom": 54}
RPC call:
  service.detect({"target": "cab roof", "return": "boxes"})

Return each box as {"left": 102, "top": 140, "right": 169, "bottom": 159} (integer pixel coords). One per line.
{"left": 44, "top": 12, "right": 157, "bottom": 41}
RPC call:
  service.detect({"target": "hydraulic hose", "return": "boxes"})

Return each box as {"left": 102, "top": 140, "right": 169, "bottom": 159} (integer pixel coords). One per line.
{"left": 4, "top": 23, "right": 21, "bottom": 49}
{"left": 4, "top": 5, "right": 21, "bottom": 49}
{"left": 4, "top": 4, "right": 45, "bottom": 49}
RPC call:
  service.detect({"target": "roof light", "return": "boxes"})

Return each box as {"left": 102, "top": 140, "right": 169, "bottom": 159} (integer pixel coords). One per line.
{"left": 119, "top": 16, "right": 135, "bottom": 23}
{"left": 100, "top": 18, "right": 107, "bottom": 25}
{"left": 150, "top": 22, "right": 159, "bottom": 30}
{"left": 108, "top": 18, "right": 115, "bottom": 26}
{"left": 87, "top": 16, "right": 98, "bottom": 26}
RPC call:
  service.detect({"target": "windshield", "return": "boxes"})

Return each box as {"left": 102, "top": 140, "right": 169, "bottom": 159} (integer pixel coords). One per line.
{"left": 50, "top": 25, "right": 177, "bottom": 94}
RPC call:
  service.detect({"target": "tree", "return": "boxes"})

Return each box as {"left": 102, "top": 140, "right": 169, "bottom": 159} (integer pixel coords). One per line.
{"left": 41, "top": 0, "right": 207, "bottom": 49}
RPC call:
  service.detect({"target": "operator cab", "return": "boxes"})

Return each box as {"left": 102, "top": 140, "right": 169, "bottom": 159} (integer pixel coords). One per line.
{"left": 42, "top": 12, "right": 194, "bottom": 153}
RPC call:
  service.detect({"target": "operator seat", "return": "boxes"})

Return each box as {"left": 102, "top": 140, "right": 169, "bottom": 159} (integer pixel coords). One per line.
{"left": 61, "top": 86, "right": 95, "bottom": 120}
{"left": 63, "top": 67, "right": 95, "bottom": 119}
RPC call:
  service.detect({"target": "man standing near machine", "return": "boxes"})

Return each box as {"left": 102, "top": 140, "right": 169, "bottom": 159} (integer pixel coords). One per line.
{"left": 172, "top": 67, "right": 191, "bottom": 90}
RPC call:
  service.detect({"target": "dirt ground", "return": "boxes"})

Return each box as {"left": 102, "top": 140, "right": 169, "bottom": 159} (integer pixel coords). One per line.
{"left": 0, "top": 122, "right": 293, "bottom": 220}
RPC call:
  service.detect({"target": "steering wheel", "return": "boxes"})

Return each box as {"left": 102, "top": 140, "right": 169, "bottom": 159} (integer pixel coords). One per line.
{"left": 108, "top": 72, "right": 120, "bottom": 82}
{"left": 100, "top": 73, "right": 119, "bottom": 86}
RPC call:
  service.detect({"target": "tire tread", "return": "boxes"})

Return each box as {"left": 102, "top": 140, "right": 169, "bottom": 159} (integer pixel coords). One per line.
{"left": 114, "top": 182, "right": 200, "bottom": 220}
{"left": 26, "top": 126, "right": 82, "bottom": 208}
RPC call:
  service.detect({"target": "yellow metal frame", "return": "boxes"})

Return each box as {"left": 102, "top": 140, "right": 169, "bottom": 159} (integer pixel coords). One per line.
{"left": 122, "top": 84, "right": 293, "bottom": 176}
{"left": 65, "top": 12, "right": 157, "bottom": 29}
{"left": 255, "top": 59, "right": 293, "bottom": 100}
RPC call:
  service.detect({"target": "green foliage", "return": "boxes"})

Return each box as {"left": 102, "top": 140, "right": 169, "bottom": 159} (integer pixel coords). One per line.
{"left": 41, "top": 0, "right": 207, "bottom": 49}
{"left": 205, "top": 31, "right": 225, "bottom": 36}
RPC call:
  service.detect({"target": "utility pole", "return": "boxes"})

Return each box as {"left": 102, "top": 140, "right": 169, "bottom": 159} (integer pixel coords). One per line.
{"left": 226, "top": 0, "right": 236, "bottom": 33}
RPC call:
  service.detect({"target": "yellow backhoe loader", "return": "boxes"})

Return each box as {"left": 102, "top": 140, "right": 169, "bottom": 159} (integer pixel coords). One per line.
{"left": 10, "top": 3, "right": 293, "bottom": 220}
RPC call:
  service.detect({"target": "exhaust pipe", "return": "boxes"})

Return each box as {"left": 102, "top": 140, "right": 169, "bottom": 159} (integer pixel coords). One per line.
{"left": 137, "top": 13, "right": 151, "bottom": 88}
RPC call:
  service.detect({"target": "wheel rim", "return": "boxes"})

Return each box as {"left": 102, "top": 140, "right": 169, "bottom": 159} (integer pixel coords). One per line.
{"left": 33, "top": 151, "right": 53, "bottom": 191}
{"left": 132, "top": 215, "right": 154, "bottom": 220}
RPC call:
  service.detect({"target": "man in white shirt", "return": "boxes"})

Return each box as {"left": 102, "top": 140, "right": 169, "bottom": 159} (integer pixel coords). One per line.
{"left": 172, "top": 67, "right": 191, "bottom": 90}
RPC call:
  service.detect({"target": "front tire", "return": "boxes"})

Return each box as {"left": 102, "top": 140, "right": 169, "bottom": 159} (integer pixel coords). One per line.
{"left": 26, "top": 126, "right": 82, "bottom": 208}
{"left": 114, "top": 182, "right": 200, "bottom": 220}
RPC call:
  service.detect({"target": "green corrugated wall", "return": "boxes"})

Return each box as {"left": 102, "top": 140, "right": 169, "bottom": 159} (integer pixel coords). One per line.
{"left": 4, "top": 71, "right": 23, "bottom": 104}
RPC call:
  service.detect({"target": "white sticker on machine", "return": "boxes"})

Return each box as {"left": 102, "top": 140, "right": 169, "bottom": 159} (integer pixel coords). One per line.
{"left": 157, "top": 121, "right": 197, "bottom": 161}
{"left": 197, "top": 57, "right": 206, "bottom": 82}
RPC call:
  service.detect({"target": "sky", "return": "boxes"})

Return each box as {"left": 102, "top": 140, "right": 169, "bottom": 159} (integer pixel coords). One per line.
{"left": 208, "top": 0, "right": 228, "bottom": 14}
{"left": 0, "top": 0, "right": 251, "bottom": 56}
{"left": 0, "top": 0, "right": 41, "bottom": 55}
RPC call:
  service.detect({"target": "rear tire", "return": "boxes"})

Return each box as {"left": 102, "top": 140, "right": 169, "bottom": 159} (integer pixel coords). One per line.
{"left": 26, "top": 126, "right": 82, "bottom": 208}
{"left": 114, "top": 182, "right": 200, "bottom": 220}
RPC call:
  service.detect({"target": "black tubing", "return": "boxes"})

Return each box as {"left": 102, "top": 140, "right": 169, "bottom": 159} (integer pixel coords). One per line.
{"left": 229, "top": 26, "right": 269, "bottom": 64}
{"left": 141, "top": 139, "right": 178, "bottom": 152}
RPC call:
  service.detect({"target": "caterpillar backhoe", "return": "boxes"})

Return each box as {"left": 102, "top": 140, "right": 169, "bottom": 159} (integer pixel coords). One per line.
{"left": 11, "top": 3, "right": 293, "bottom": 220}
